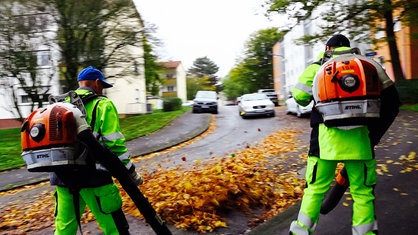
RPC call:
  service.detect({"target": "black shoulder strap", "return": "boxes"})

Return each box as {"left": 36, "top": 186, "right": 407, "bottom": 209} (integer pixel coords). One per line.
{"left": 312, "top": 60, "right": 322, "bottom": 66}
{"left": 69, "top": 187, "right": 83, "bottom": 234}
{"left": 81, "top": 93, "right": 98, "bottom": 104}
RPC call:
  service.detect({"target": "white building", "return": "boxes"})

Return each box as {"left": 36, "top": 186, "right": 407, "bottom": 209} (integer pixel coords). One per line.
{"left": 159, "top": 61, "right": 187, "bottom": 102}
{"left": 0, "top": 2, "right": 60, "bottom": 127}
{"left": 102, "top": 5, "right": 147, "bottom": 116}
{"left": 0, "top": 0, "right": 147, "bottom": 128}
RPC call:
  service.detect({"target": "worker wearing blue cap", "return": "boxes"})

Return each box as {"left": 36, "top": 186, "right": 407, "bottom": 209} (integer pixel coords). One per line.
{"left": 51, "top": 66, "right": 142, "bottom": 234}
{"left": 77, "top": 65, "right": 113, "bottom": 92}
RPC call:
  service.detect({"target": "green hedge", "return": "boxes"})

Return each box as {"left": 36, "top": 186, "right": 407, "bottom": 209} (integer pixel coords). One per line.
{"left": 395, "top": 79, "right": 418, "bottom": 104}
{"left": 162, "top": 97, "right": 183, "bottom": 112}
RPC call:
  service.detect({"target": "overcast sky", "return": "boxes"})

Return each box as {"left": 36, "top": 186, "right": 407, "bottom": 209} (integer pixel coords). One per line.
{"left": 133, "top": 0, "right": 280, "bottom": 77}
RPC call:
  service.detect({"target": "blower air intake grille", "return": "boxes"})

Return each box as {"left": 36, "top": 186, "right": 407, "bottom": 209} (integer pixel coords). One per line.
{"left": 49, "top": 106, "right": 64, "bottom": 141}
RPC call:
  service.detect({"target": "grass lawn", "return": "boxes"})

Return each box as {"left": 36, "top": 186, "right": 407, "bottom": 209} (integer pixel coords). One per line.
{"left": 400, "top": 103, "right": 418, "bottom": 112}
{"left": 0, "top": 107, "right": 190, "bottom": 172}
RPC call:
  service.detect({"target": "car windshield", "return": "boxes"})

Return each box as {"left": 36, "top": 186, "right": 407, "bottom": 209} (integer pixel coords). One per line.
{"left": 196, "top": 91, "right": 216, "bottom": 99}
{"left": 242, "top": 93, "right": 268, "bottom": 101}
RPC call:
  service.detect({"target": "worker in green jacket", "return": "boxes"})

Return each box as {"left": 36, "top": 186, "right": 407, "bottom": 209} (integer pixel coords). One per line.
{"left": 289, "top": 34, "right": 399, "bottom": 235}
{"left": 50, "top": 66, "right": 142, "bottom": 235}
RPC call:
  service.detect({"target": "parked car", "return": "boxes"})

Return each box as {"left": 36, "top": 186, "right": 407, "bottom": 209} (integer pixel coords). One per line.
{"left": 258, "top": 89, "right": 279, "bottom": 106}
{"left": 192, "top": 90, "right": 218, "bottom": 114}
{"left": 237, "top": 93, "right": 275, "bottom": 119}
{"left": 285, "top": 96, "right": 314, "bottom": 118}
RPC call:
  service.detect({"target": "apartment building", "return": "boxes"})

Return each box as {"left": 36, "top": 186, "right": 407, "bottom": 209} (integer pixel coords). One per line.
{"left": 159, "top": 61, "right": 187, "bottom": 102}
{"left": 0, "top": 0, "right": 146, "bottom": 128}
{"left": 273, "top": 6, "right": 417, "bottom": 97}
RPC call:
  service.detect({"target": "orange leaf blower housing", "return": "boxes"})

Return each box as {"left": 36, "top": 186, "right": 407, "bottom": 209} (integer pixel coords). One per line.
{"left": 317, "top": 56, "right": 381, "bottom": 101}
{"left": 21, "top": 99, "right": 90, "bottom": 172}
{"left": 21, "top": 104, "right": 78, "bottom": 150}
{"left": 313, "top": 54, "right": 382, "bottom": 127}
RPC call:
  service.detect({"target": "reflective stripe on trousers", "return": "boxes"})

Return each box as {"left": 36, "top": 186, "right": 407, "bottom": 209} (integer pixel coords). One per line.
{"left": 352, "top": 217, "right": 378, "bottom": 235}
{"left": 289, "top": 211, "right": 316, "bottom": 235}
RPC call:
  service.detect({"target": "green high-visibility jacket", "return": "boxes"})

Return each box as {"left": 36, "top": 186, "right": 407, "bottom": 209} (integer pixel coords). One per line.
{"left": 75, "top": 88, "right": 133, "bottom": 169}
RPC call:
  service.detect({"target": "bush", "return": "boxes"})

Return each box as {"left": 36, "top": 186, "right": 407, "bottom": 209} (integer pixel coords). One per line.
{"left": 395, "top": 79, "right": 418, "bottom": 104}
{"left": 162, "top": 97, "right": 183, "bottom": 111}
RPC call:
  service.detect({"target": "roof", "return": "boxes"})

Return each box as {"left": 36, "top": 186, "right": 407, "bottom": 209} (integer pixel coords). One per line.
{"left": 160, "top": 61, "right": 181, "bottom": 69}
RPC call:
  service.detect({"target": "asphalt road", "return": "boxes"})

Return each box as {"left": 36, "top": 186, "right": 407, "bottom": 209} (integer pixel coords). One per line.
{"left": 136, "top": 105, "right": 310, "bottom": 173}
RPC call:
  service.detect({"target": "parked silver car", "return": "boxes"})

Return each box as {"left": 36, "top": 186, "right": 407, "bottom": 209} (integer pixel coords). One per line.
{"left": 238, "top": 93, "right": 275, "bottom": 119}
{"left": 285, "top": 96, "right": 314, "bottom": 118}
{"left": 192, "top": 90, "right": 218, "bottom": 114}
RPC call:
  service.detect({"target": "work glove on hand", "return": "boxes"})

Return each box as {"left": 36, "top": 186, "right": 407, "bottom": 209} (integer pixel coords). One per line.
{"left": 128, "top": 166, "right": 143, "bottom": 185}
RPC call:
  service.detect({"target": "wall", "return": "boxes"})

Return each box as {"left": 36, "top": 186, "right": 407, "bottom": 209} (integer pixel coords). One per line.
{"left": 103, "top": 2, "right": 147, "bottom": 114}
{"left": 375, "top": 24, "right": 418, "bottom": 80}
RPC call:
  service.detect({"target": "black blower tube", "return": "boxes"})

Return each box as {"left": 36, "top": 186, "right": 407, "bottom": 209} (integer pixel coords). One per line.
{"left": 320, "top": 167, "right": 349, "bottom": 215}
{"left": 77, "top": 130, "right": 172, "bottom": 235}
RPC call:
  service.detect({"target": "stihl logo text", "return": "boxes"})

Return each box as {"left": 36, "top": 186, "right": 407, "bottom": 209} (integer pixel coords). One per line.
{"left": 36, "top": 154, "right": 50, "bottom": 159}
{"left": 345, "top": 105, "right": 362, "bottom": 110}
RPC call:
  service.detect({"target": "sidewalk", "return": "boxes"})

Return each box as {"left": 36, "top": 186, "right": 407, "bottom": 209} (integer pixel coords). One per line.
{"left": 0, "top": 111, "right": 211, "bottom": 192}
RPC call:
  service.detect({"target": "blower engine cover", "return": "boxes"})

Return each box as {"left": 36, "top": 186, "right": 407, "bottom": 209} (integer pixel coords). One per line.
{"left": 313, "top": 54, "right": 382, "bottom": 127}
{"left": 21, "top": 102, "right": 89, "bottom": 172}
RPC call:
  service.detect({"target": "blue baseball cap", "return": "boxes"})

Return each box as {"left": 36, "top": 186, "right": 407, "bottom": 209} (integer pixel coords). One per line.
{"left": 77, "top": 66, "right": 113, "bottom": 88}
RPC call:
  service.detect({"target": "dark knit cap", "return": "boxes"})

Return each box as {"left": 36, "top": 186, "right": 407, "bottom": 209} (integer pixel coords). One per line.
{"left": 326, "top": 34, "right": 350, "bottom": 47}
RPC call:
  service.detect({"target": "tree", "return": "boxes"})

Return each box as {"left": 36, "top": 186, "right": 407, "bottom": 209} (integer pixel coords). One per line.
{"left": 0, "top": 1, "right": 56, "bottom": 121}
{"left": 188, "top": 56, "right": 219, "bottom": 86}
{"left": 48, "top": 0, "right": 144, "bottom": 91}
{"left": 186, "top": 75, "right": 213, "bottom": 100}
{"left": 142, "top": 21, "right": 164, "bottom": 96}
{"left": 263, "top": 0, "right": 418, "bottom": 81}
{"left": 241, "top": 28, "right": 284, "bottom": 89}
{"left": 222, "top": 27, "right": 283, "bottom": 100}
{"left": 221, "top": 66, "right": 252, "bottom": 101}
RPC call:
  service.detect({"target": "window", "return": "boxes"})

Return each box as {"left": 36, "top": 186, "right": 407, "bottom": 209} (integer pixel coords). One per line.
{"left": 37, "top": 50, "right": 50, "bottom": 67}
{"left": 20, "top": 93, "right": 50, "bottom": 104}
{"left": 375, "top": 22, "right": 385, "bottom": 39}
{"left": 21, "top": 95, "right": 31, "bottom": 104}
{"left": 394, "top": 17, "right": 401, "bottom": 32}
{"left": 15, "top": 13, "right": 50, "bottom": 32}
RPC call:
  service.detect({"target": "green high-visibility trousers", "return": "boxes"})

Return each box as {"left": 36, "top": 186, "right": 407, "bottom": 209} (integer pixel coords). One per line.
{"left": 54, "top": 184, "right": 128, "bottom": 235}
{"left": 292, "top": 156, "right": 377, "bottom": 234}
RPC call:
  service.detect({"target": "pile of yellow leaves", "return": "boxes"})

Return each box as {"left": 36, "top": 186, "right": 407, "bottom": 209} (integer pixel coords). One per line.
{"left": 120, "top": 129, "right": 306, "bottom": 233}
